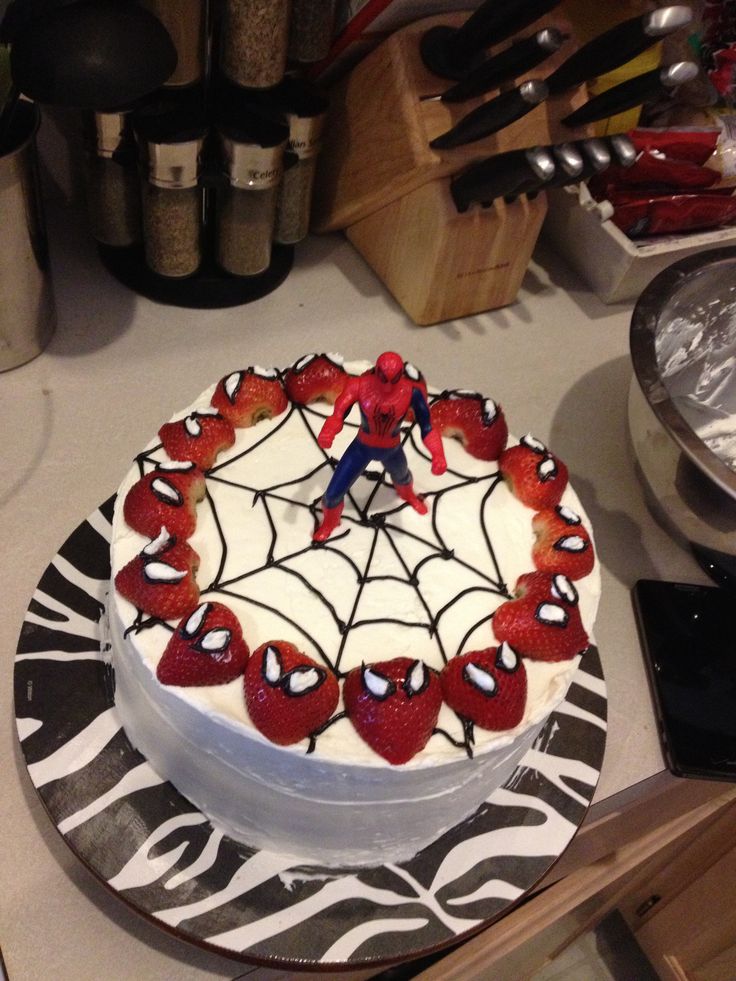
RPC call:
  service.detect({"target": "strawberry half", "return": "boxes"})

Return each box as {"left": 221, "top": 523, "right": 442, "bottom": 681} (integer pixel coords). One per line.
{"left": 430, "top": 390, "right": 508, "bottom": 461}
{"left": 244, "top": 641, "right": 339, "bottom": 746}
{"left": 343, "top": 657, "right": 442, "bottom": 765}
{"left": 283, "top": 353, "right": 348, "bottom": 406}
{"left": 492, "top": 570, "right": 588, "bottom": 662}
{"left": 211, "top": 367, "right": 288, "bottom": 427}
{"left": 114, "top": 527, "right": 200, "bottom": 620}
{"left": 123, "top": 461, "right": 206, "bottom": 541}
{"left": 157, "top": 601, "right": 249, "bottom": 686}
{"left": 441, "top": 643, "right": 527, "bottom": 731}
{"left": 499, "top": 435, "right": 569, "bottom": 510}
{"left": 158, "top": 409, "right": 235, "bottom": 470}
{"left": 532, "top": 505, "right": 595, "bottom": 580}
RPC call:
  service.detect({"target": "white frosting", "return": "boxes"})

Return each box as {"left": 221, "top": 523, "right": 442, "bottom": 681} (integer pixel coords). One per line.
{"left": 110, "top": 359, "right": 600, "bottom": 866}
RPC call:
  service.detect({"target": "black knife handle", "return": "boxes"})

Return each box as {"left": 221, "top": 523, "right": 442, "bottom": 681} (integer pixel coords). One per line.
{"left": 562, "top": 62, "right": 695, "bottom": 128}
{"left": 546, "top": 6, "right": 693, "bottom": 94}
{"left": 451, "top": 147, "right": 554, "bottom": 211}
{"left": 447, "top": 0, "right": 563, "bottom": 63}
{"left": 431, "top": 79, "right": 548, "bottom": 150}
{"left": 442, "top": 28, "right": 565, "bottom": 103}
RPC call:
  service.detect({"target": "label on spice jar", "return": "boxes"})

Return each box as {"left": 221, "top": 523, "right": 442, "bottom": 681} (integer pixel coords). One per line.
{"left": 287, "top": 113, "right": 325, "bottom": 160}
{"left": 147, "top": 140, "right": 203, "bottom": 189}
{"left": 221, "top": 138, "right": 285, "bottom": 189}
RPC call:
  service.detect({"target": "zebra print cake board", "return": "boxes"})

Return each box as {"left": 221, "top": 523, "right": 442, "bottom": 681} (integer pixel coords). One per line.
{"left": 14, "top": 497, "right": 607, "bottom": 971}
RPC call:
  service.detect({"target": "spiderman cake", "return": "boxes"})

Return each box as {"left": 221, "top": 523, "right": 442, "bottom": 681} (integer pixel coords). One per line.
{"left": 110, "top": 353, "right": 600, "bottom": 867}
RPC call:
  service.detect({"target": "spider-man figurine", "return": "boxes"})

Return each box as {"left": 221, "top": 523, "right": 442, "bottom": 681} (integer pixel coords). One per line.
{"left": 313, "top": 351, "right": 447, "bottom": 542}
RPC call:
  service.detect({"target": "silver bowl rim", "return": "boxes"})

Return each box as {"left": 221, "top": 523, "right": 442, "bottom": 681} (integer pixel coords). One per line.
{"left": 630, "top": 246, "right": 736, "bottom": 500}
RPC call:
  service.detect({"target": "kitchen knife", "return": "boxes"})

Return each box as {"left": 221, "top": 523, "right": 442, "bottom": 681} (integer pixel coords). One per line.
{"left": 450, "top": 146, "right": 555, "bottom": 211}
{"left": 431, "top": 79, "right": 548, "bottom": 150}
{"left": 606, "top": 133, "right": 637, "bottom": 167}
{"left": 562, "top": 62, "right": 698, "bottom": 128}
{"left": 441, "top": 28, "right": 565, "bottom": 103}
{"left": 421, "top": 0, "right": 562, "bottom": 80}
{"left": 546, "top": 6, "right": 693, "bottom": 94}
{"left": 543, "top": 142, "right": 584, "bottom": 187}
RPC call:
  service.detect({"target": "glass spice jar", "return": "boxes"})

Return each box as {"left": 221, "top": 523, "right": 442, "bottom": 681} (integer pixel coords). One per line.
{"left": 82, "top": 110, "right": 141, "bottom": 247}
{"left": 288, "top": 0, "right": 335, "bottom": 64}
{"left": 216, "top": 112, "right": 288, "bottom": 277}
{"left": 134, "top": 102, "right": 207, "bottom": 279}
{"left": 271, "top": 78, "right": 328, "bottom": 245}
{"left": 220, "top": 0, "right": 290, "bottom": 89}
{"left": 142, "top": 0, "right": 208, "bottom": 87}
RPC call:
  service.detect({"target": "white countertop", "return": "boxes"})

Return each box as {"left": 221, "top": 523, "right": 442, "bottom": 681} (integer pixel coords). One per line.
{"left": 0, "top": 196, "right": 711, "bottom": 980}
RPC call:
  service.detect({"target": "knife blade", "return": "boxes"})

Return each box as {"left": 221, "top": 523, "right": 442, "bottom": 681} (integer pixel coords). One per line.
{"left": 450, "top": 146, "right": 555, "bottom": 211}
{"left": 546, "top": 6, "right": 693, "bottom": 94}
{"left": 431, "top": 79, "right": 548, "bottom": 150}
{"left": 562, "top": 62, "right": 698, "bottom": 128}
{"left": 441, "top": 28, "right": 565, "bottom": 103}
{"left": 420, "top": 0, "right": 562, "bottom": 80}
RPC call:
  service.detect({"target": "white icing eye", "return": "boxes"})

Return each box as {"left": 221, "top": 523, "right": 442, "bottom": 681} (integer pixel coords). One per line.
{"left": 556, "top": 534, "right": 587, "bottom": 553}
{"left": 197, "top": 406, "right": 220, "bottom": 416}
{"left": 183, "top": 603, "right": 209, "bottom": 637}
{"left": 253, "top": 365, "right": 277, "bottom": 379}
{"left": 404, "top": 362, "right": 419, "bottom": 381}
{"left": 536, "top": 602, "right": 568, "bottom": 627}
{"left": 482, "top": 399, "right": 498, "bottom": 425}
{"left": 556, "top": 504, "right": 580, "bottom": 525}
{"left": 286, "top": 666, "right": 322, "bottom": 695}
{"left": 294, "top": 354, "right": 316, "bottom": 372}
{"left": 326, "top": 352, "right": 344, "bottom": 366}
{"left": 143, "top": 527, "right": 172, "bottom": 555}
{"left": 224, "top": 372, "right": 242, "bottom": 402}
{"left": 404, "top": 660, "right": 429, "bottom": 697}
{"left": 151, "top": 477, "right": 183, "bottom": 506}
{"left": 157, "top": 460, "right": 196, "bottom": 472}
{"left": 143, "top": 562, "right": 186, "bottom": 584}
{"left": 199, "top": 628, "right": 231, "bottom": 655}
{"left": 537, "top": 457, "right": 558, "bottom": 482}
{"left": 185, "top": 415, "right": 203, "bottom": 437}
{"left": 496, "top": 642, "right": 519, "bottom": 672}
{"left": 464, "top": 661, "right": 497, "bottom": 695}
{"left": 263, "top": 645, "right": 282, "bottom": 684}
{"left": 363, "top": 666, "right": 394, "bottom": 700}
{"left": 522, "top": 434, "right": 547, "bottom": 454}
{"left": 552, "top": 574, "right": 578, "bottom": 605}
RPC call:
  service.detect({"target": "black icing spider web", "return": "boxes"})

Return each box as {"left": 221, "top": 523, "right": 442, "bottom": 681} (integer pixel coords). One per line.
{"left": 147, "top": 393, "right": 517, "bottom": 680}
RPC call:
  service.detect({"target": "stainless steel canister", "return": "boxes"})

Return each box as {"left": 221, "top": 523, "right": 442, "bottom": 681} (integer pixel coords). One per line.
{"left": 0, "top": 101, "right": 56, "bottom": 371}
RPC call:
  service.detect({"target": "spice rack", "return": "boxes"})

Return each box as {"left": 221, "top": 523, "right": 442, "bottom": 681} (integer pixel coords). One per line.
{"left": 312, "top": 11, "right": 593, "bottom": 324}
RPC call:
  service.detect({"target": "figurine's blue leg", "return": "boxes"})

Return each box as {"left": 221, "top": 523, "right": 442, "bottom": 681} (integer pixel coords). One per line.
{"left": 382, "top": 445, "right": 411, "bottom": 487}
{"left": 322, "top": 438, "right": 374, "bottom": 509}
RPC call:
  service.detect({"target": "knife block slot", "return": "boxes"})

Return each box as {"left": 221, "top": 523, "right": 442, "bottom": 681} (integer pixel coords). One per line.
{"left": 313, "top": 11, "right": 590, "bottom": 234}
{"left": 345, "top": 179, "right": 547, "bottom": 326}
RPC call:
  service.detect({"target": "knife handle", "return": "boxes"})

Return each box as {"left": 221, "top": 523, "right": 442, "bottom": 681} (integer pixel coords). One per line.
{"left": 450, "top": 147, "right": 554, "bottom": 211}
{"left": 442, "top": 28, "right": 565, "bottom": 103}
{"left": 562, "top": 62, "right": 697, "bottom": 128}
{"left": 431, "top": 79, "right": 548, "bottom": 150}
{"left": 546, "top": 6, "right": 693, "bottom": 94}
{"left": 447, "top": 0, "right": 563, "bottom": 63}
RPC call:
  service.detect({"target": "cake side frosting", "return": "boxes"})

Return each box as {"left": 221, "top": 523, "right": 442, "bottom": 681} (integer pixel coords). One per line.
{"left": 109, "top": 356, "right": 600, "bottom": 865}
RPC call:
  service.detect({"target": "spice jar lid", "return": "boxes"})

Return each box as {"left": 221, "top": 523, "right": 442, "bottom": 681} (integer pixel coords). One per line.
{"left": 133, "top": 92, "right": 208, "bottom": 189}
{"left": 84, "top": 110, "right": 134, "bottom": 159}
{"left": 261, "top": 77, "right": 329, "bottom": 159}
{"left": 214, "top": 93, "right": 289, "bottom": 190}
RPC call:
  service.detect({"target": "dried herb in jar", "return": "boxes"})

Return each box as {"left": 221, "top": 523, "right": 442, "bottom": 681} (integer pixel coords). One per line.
{"left": 288, "top": 0, "right": 335, "bottom": 64}
{"left": 220, "top": 0, "right": 290, "bottom": 89}
{"left": 82, "top": 111, "right": 141, "bottom": 247}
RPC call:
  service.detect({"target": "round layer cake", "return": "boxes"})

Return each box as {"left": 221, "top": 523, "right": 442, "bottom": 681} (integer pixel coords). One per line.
{"left": 110, "top": 354, "right": 600, "bottom": 867}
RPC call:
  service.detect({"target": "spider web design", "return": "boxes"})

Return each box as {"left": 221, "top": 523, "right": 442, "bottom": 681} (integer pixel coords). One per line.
{"left": 201, "top": 396, "right": 515, "bottom": 669}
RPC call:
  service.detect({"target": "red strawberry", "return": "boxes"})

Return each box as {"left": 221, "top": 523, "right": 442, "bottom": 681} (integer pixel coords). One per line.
{"left": 493, "top": 570, "right": 588, "bottom": 662}
{"left": 244, "top": 641, "right": 339, "bottom": 746}
{"left": 342, "top": 657, "right": 442, "bottom": 765}
{"left": 532, "top": 505, "right": 595, "bottom": 580}
{"left": 114, "top": 528, "right": 200, "bottom": 620}
{"left": 430, "top": 391, "right": 508, "bottom": 461}
{"left": 441, "top": 643, "right": 527, "bottom": 731}
{"left": 499, "top": 435, "right": 569, "bottom": 509}
{"left": 211, "top": 367, "right": 288, "bottom": 427}
{"left": 123, "top": 461, "right": 206, "bottom": 541}
{"left": 158, "top": 409, "right": 235, "bottom": 470}
{"left": 283, "top": 353, "right": 348, "bottom": 406}
{"left": 157, "top": 602, "right": 249, "bottom": 686}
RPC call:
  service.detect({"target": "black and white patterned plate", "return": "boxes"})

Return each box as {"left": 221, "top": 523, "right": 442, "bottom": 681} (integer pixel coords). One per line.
{"left": 14, "top": 499, "right": 607, "bottom": 971}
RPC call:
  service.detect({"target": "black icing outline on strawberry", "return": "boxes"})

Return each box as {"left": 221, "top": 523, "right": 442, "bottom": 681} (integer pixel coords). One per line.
{"left": 261, "top": 643, "right": 329, "bottom": 698}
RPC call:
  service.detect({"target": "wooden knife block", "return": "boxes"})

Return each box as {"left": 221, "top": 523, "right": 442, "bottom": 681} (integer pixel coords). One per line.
{"left": 312, "top": 11, "right": 593, "bottom": 325}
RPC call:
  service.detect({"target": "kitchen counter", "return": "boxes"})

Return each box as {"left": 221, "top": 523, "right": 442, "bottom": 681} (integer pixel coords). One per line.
{"left": 0, "top": 197, "right": 715, "bottom": 980}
